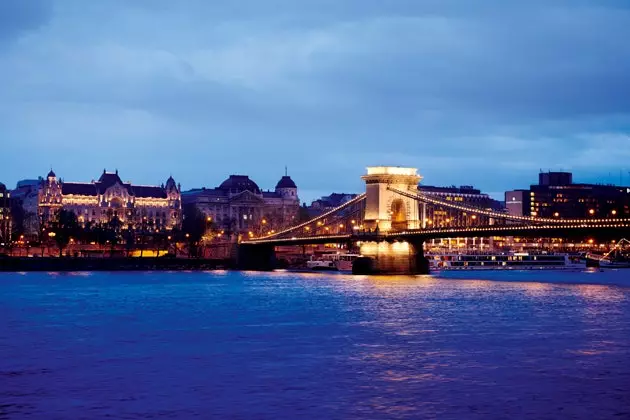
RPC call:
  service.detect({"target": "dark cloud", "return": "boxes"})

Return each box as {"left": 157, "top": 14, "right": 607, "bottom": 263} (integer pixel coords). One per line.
{"left": 0, "top": 0, "right": 629, "bottom": 201}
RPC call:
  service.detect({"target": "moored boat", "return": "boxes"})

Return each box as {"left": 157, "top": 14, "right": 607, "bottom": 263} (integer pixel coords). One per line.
{"left": 428, "top": 251, "right": 584, "bottom": 270}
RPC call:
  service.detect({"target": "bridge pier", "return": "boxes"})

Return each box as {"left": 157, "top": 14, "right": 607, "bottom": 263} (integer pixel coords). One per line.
{"left": 236, "top": 244, "right": 276, "bottom": 271}
{"left": 353, "top": 240, "right": 429, "bottom": 275}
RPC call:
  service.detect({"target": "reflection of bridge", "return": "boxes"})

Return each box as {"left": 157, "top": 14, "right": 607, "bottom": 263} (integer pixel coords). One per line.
{"left": 239, "top": 166, "right": 630, "bottom": 274}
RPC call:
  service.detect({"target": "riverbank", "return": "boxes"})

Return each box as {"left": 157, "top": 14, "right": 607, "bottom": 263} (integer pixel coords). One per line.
{"left": 0, "top": 256, "right": 231, "bottom": 272}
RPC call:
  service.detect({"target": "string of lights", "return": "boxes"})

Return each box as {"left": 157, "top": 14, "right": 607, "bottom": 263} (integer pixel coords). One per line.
{"left": 388, "top": 187, "right": 630, "bottom": 225}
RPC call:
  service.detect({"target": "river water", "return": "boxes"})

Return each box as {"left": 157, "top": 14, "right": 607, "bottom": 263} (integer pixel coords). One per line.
{"left": 1, "top": 269, "right": 629, "bottom": 419}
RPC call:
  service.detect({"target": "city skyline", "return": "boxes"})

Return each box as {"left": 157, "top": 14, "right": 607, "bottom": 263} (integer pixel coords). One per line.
{"left": 3, "top": 164, "right": 630, "bottom": 205}
{"left": 1, "top": 1, "right": 630, "bottom": 202}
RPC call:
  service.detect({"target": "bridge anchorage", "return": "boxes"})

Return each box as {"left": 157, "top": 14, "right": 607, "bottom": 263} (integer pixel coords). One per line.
{"left": 239, "top": 166, "right": 630, "bottom": 274}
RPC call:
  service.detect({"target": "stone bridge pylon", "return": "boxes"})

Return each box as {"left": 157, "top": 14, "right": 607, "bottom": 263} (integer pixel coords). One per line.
{"left": 361, "top": 166, "right": 422, "bottom": 232}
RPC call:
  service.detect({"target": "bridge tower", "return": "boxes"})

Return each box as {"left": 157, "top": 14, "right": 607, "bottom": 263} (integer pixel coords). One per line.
{"left": 361, "top": 166, "right": 422, "bottom": 232}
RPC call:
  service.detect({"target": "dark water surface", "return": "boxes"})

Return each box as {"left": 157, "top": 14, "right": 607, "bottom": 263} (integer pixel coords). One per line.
{"left": 1, "top": 270, "right": 630, "bottom": 419}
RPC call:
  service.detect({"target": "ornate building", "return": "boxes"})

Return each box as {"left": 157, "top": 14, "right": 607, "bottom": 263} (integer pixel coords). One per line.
{"left": 182, "top": 174, "right": 299, "bottom": 234}
{"left": 0, "top": 182, "right": 11, "bottom": 245}
{"left": 38, "top": 169, "right": 182, "bottom": 230}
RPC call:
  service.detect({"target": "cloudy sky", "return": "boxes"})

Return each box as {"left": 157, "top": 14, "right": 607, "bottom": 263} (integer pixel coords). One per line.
{"left": 1, "top": 0, "right": 629, "bottom": 202}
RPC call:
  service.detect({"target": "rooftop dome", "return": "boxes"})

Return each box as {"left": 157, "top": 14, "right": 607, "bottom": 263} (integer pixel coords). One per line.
{"left": 276, "top": 175, "right": 297, "bottom": 189}
{"left": 47, "top": 169, "right": 56, "bottom": 178}
{"left": 219, "top": 175, "right": 261, "bottom": 194}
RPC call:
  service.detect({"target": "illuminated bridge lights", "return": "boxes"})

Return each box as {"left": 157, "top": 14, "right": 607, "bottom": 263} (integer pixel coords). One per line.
{"left": 388, "top": 187, "right": 630, "bottom": 225}
{"left": 255, "top": 193, "right": 366, "bottom": 241}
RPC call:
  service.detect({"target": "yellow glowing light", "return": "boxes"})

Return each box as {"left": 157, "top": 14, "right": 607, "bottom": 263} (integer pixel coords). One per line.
{"left": 365, "top": 166, "right": 418, "bottom": 176}
{"left": 262, "top": 219, "right": 267, "bottom": 224}
{"left": 339, "top": 224, "right": 344, "bottom": 228}
{"left": 207, "top": 216, "right": 212, "bottom": 222}
{"left": 471, "top": 215, "right": 477, "bottom": 220}
{"left": 588, "top": 239, "right": 594, "bottom": 244}
{"left": 612, "top": 210, "right": 617, "bottom": 215}
{"left": 554, "top": 212, "right": 559, "bottom": 217}
{"left": 351, "top": 220, "right": 356, "bottom": 224}
{"left": 589, "top": 209, "right": 595, "bottom": 215}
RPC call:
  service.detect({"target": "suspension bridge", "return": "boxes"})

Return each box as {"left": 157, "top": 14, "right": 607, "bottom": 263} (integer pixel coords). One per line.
{"left": 239, "top": 167, "right": 630, "bottom": 274}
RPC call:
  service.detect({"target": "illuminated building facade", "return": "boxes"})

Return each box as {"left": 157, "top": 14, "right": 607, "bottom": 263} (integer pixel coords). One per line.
{"left": 38, "top": 169, "right": 182, "bottom": 230}
{"left": 505, "top": 172, "right": 630, "bottom": 219}
{"left": 419, "top": 185, "right": 504, "bottom": 227}
{"left": 0, "top": 182, "right": 11, "bottom": 244}
{"left": 181, "top": 174, "right": 299, "bottom": 233}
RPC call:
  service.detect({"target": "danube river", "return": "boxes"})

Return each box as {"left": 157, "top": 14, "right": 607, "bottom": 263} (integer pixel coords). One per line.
{"left": 2, "top": 270, "right": 630, "bottom": 419}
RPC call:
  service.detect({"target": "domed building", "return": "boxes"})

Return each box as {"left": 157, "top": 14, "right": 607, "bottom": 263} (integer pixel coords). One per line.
{"left": 38, "top": 169, "right": 182, "bottom": 230}
{"left": 0, "top": 182, "right": 11, "bottom": 245}
{"left": 181, "top": 173, "right": 300, "bottom": 234}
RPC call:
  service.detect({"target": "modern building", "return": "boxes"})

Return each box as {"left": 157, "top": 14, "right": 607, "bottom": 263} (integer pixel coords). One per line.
{"left": 505, "top": 171, "right": 630, "bottom": 219}
{"left": 418, "top": 184, "right": 504, "bottom": 227}
{"left": 38, "top": 169, "right": 182, "bottom": 230}
{"left": 11, "top": 179, "right": 41, "bottom": 236}
{"left": 181, "top": 174, "right": 299, "bottom": 234}
{"left": 0, "top": 182, "right": 11, "bottom": 244}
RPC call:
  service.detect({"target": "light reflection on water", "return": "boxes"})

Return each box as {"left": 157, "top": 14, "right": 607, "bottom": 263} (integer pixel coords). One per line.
{"left": 1, "top": 270, "right": 630, "bottom": 419}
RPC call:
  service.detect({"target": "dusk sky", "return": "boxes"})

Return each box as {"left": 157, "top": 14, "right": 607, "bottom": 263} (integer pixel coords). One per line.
{"left": 1, "top": 0, "right": 629, "bottom": 202}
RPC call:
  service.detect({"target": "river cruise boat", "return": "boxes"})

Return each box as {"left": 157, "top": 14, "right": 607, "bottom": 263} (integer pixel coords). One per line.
{"left": 428, "top": 252, "right": 584, "bottom": 270}
{"left": 306, "top": 253, "right": 362, "bottom": 271}
{"left": 585, "top": 239, "right": 630, "bottom": 268}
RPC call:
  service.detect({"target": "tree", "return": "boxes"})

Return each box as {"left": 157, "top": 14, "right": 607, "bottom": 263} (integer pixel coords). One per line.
{"left": 298, "top": 204, "right": 311, "bottom": 223}
{"left": 182, "top": 205, "right": 207, "bottom": 257}
{"left": 106, "top": 217, "right": 122, "bottom": 257}
{"left": 51, "top": 209, "right": 79, "bottom": 257}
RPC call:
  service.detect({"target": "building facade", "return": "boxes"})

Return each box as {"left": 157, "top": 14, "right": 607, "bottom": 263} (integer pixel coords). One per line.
{"left": 182, "top": 174, "right": 299, "bottom": 234}
{"left": 419, "top": 184, "right": 505, "bottom": 227}
{"left": 38, "top": 169, "right": 182, "bottom": 230}
{"left": 307, "top": 193, "right": 360, "bottom": 217}
{"left": 11, "top": 179, "right": 41, "bottom": 237}
{"left": 505, "top": 172, "right": 630, "bottom": 219}
{"left": 0, "top": 182, "right": 11, "bottom": 245}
